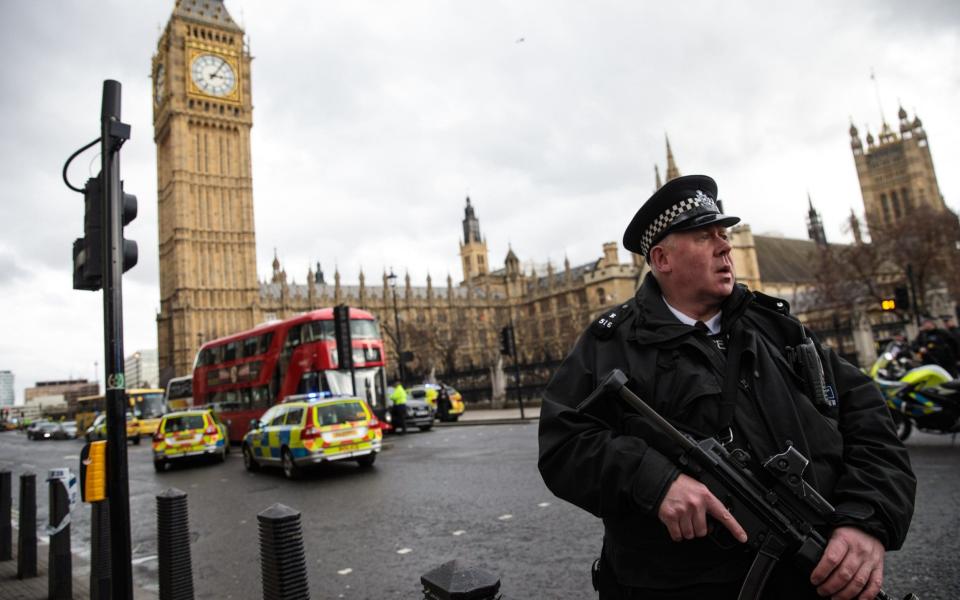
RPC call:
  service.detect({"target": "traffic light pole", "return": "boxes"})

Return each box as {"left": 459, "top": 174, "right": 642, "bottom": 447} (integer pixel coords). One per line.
{"left": 100, "top": 80, "right": 134, "bottom": 600}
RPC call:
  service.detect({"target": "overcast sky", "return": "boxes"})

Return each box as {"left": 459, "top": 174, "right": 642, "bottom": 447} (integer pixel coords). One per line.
{"left": 1, "top": 1, "right": 958, "bottom": 402}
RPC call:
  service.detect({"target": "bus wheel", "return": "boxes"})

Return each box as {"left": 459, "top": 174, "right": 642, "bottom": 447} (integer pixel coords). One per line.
{"left": 153, "top": 460, "right": 167, "bottom": 473}
{"left": 243, "top": 445, "right": 259, "bottom": 472}
{"left": 281, "top": 448, "right": 300, "bottom": 480}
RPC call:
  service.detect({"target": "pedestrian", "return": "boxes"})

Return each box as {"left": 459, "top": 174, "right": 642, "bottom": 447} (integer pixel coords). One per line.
{"left": 436, "top": 382, "right": 451, "bottom": 422}
{"left": 389, "top": 379, "right": 408, "bottom": 434}
{"left": 537, "top": 175, "right": 916, "bottom": 599}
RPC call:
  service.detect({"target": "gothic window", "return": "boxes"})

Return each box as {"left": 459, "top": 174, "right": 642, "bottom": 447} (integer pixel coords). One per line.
{"left": 596, "top": 288, "right": 606, "bottom": 305}
{"left": 891, "top": 190, "right": 901, "bottom": 219}
{"left": 880, "top": 194, "right": 890, "bottom": 223}
{"left": 901, "top": 188, "right": 910, "bottom": 210}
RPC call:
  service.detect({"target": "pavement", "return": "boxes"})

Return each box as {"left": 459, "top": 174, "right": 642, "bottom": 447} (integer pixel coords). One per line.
{"left": 441, "top": 403, "right": 540, "bottom": 426}
{"left": 0, "top": 404, "right": 538, "bottom": 599}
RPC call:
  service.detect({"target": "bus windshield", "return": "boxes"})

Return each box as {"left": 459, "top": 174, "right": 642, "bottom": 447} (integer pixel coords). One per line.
{"left": 131, "top": 391, "right": 166, "bottom": 419}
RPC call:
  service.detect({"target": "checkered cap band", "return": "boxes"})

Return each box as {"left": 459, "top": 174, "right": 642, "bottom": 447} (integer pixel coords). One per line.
{"left": 640, "top": 190, "right": 718, "bottom": 255}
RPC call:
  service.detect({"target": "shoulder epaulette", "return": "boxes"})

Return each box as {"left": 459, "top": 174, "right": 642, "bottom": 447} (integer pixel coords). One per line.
{"left": 752, "top": 291, "right": 791, "bottom": 316}
{"left": 590, "top": 301, "right": 634, "bottom": 340}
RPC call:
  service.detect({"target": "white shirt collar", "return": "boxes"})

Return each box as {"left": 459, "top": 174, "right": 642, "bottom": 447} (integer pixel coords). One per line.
{"left": 662, "top": 296, "right": 722, "bottom": 335}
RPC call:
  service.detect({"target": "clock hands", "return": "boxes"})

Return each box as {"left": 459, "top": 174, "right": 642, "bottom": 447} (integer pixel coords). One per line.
{"left": 208, "top": 59, "right": 227, "bottom": 82}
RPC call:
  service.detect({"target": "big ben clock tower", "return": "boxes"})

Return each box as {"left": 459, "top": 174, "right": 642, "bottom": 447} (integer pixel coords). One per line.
{"left": 153, "top": 0, "right": 259, "bottom": 382}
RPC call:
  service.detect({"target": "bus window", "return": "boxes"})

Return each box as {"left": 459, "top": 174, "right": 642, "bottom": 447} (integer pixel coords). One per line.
{"left": 350, "top": 319, "right": 380, "bottom": 339}
{"left": 224, "top": 342, "right": 238, "bottom": 362}
{"left": 305, "top": 320, "right": 334, "bottom": 342}
{"left": 284, "top": 325, "right": 303, "bottom": 350}
{"left": 258, "top": 332, "right": 274, "bottom": 354}
{"left": 243, "top": 336, "right": 259, "bottom": 357}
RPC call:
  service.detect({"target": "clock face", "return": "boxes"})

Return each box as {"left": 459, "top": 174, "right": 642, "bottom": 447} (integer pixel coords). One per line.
{"left": 190, "top": 53, "right": 237, "bottom": 97}
{"left": 154, "top": 63, "right": 165, "bottom": 105}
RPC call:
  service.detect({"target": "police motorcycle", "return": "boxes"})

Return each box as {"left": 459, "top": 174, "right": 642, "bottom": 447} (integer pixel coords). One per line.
{"left": 869, "top": 339, "right": 960, "bottom": 440}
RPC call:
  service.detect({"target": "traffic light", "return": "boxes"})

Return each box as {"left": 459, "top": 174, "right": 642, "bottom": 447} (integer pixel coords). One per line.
{"left": 881, "top": 298, "right": 896, "bottom": 311}
{"left": 499, "top": 326, "right": 515, "bottom": 357}
{"left": 894, "top": 285, "right": 910, "bottom": 311}
{"left": 120, "top": 181, "right": 138, "bottom": 273}
{"left": 73, "top": 174, "right": 103, "bottom": 291}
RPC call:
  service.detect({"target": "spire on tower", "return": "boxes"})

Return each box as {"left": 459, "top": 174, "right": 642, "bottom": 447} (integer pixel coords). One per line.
{"left": 654, "top": 164, "right": 663, "bottom": 190}
{"left": 665, "top": 134, "right": 680, "bottom": 181}
{"left": 806, "top": 192, "right": 827, "bottom": 247}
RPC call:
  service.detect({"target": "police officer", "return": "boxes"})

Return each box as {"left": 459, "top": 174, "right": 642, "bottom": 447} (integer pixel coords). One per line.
{"left": 389, "top": 380, "right": 408, "bottom": 434}
{"left": 913, "top": 317, "right": 959, "bottom": 377}
{"left": 538, "top": 175, "right": 916, "bottom": 599}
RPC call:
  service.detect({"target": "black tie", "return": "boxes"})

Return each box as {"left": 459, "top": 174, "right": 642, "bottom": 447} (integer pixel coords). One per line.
{"left": 694, "top": 321, "right": 709, "bottom": 332}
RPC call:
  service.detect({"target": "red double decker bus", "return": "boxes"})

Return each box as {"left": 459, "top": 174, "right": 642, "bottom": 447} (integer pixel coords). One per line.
{"left": 192, "top": 307, "right": 388, "bottom": 442}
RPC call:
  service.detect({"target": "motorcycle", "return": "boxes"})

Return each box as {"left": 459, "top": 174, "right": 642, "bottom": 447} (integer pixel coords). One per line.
{"left": 868, "top": 340, "right": 960, "bottom": 440}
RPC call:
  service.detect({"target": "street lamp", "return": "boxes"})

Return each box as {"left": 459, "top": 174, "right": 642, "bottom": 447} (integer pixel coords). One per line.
{"left": 387, "top": 269, "right": 405, "bottom": 385}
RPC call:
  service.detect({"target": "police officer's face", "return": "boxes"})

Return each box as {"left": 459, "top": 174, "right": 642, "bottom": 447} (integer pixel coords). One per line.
{"left": 656, "top": 224, "right": 735, "bottom": 306}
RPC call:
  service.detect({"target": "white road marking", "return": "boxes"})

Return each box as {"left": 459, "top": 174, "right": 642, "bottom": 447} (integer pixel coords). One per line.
{"left": 132, "top": 555, "right": 157, "bottom": 565}
{"left": 397, "top": 547, "right": 412, "bottom": 554}
{"left": 537, "top": 502, "right": 550, "bottom": 508}
{"left": 337, "top": 568, "right": 353, "bottom": 575}
{"left": 452, "top": 530, "right": 466, "bottom": 536}
{"left": 497, "top": 514, "right": 513, "bottom": 521}
{"left": 63, "top": 455, "right": 79, "bottom": 460}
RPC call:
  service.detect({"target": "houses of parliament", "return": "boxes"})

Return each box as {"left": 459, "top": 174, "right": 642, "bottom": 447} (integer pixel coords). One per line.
{"left": 152, "top": 0, "right": 952, "bottom": 390}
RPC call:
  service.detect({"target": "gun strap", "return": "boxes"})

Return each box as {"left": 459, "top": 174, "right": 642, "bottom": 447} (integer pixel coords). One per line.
{"left": 718, "top": 325, "right": 745, "bottom": 442}
{"left": 737, "top": 534, "right": 788, "bottom": 600}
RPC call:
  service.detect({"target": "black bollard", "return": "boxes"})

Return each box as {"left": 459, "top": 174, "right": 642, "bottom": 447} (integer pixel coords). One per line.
{"left": 0, "top": 470, "right": 10, "bottom": 561}
{"left": 48, "top": 471, "right": 73, "bottom": 599}
{"left": 157, "top": 488, "right": 195, "bottom": 600}
{"left": 421, "top": 560, "right": 502, "bottom": 600}
{"left": 16, "top": 472, "right": 37, "bottom": 579}
{"left": 90, "top": 500, "right": 111, "bottom": 600}
{"left": 257, "top": 503, "right": 309, "bottom": 600}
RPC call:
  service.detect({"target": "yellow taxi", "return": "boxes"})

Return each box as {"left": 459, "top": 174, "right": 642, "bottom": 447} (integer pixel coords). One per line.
{"left": 85, "top": 412, "right": 141, "bottom": 445}
{"left": 242, "top": 393, "right": 382, "bottom": 479}
{"left": 152, "top": 409, "right": 229, "bottom": 472}
{"left": 410, "top": 384, "right": 466, "bottom": 422}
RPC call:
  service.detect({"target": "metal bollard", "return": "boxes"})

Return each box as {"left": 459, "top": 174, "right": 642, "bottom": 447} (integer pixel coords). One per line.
{"left": 0, "top": 470, "right": 10, "bottom": 561}
{"left": 48, "top": 472, "right": 73, "bottom": 599}
{"left": 90, "top": 499, "right": 111, "bottom": 600}
{"left": 16, "top": 472, "right": 37, "bottom": 579}
{"left": 157, "top": 488, "right": 195, "bottom": 600}
{"left": 421, "top": 560, "right": 502, "bottom": 600}
{"left": 258, "top": 503, "right": 310, "bottom": 600}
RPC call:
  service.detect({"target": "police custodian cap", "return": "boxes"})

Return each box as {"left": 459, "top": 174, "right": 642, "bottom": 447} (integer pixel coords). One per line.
{"left": 623, "top": 174, "right": 740, "bottom": 256}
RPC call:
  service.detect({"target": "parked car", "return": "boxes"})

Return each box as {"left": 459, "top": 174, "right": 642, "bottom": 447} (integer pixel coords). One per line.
{"left": 61, "top": 420, "right": 79, "bottom": 439}
{"left": 85, "top": 412, "right": 141, "bottom": 444}
{"left": 25, "top": 420, "right": 50, "bottom": 438}
{"left": 243, "top": 394, "right": 382, "bottom": 479}
{"left": 29, "top": 422, "right": 69, "bottom": 441}
{"left": 152, "top": 409, "right": 229, "bottom": 472}
{"left": 385, "top": 386, "right": 435, "bottom": 432}
{"left": 407, "top": 384, "right": 466, "bottom": 422}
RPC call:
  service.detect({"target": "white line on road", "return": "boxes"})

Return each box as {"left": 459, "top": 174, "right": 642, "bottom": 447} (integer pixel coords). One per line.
{"left": 538, "top": 502, "right": 550, "bottom": 508}
{"left": 132, "top": 555, "right": 157, "bottom": 565}
{"left": 63, "top": 455, "right": 79, "bottom": 460}
{"left": 337, "top": 568, "right": 353, "bottom": 575}
{"left": 452, "top": 530, "right": 466, "bottom": 536}
{"left": 397, "top": 548, "right": 412, "bottom": 554}
{"left": 497, "top": 514, "right": 513, "bottom": 521}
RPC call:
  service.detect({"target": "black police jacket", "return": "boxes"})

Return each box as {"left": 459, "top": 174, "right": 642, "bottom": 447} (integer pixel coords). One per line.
{"left": 537, "top": 274, "right": 916, "bottom": 590}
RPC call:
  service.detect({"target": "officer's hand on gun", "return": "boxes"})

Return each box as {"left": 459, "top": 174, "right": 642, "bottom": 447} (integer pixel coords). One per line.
{"left": 659, "top": 475, "right": 886, "bottom": 600}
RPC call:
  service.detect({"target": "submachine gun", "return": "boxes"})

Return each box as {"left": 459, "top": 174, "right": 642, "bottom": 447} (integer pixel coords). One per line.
{"left": 579, "top": 369, "right": 918, "bottom": 600}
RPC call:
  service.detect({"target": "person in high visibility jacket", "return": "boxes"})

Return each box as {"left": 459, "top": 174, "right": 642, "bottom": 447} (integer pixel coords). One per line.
{"left": 389, "top": 381, "right": 408, "bottom": 434}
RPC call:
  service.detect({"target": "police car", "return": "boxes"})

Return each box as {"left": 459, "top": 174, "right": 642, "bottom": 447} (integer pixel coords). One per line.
{"left": 408, "top": 384, "right": 466, "bottom": 422}
{"left": 242, "top": 393, "right": 382, "bottom": 479}
{"left": 152, "top": 409, "right": 229, "bottom": 472}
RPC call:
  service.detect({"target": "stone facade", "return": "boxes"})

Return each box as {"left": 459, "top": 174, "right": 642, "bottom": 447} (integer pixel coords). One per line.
{"left": 153, "top": 0, "right": 259, "bottom": 383}
{"left": 850, "top": 107, "right": 946, "bottom": 237}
